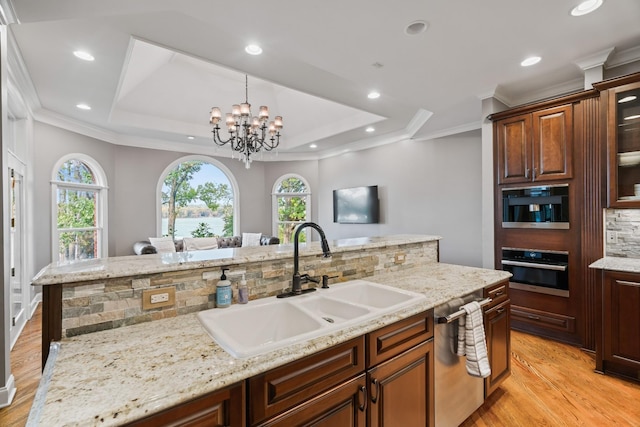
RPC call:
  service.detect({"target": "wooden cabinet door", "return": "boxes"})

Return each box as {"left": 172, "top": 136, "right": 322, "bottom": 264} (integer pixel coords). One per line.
{"left": 368, "top": 340, "right": 434, "bottom": 427}
{"left": 603, "top": 272, "right": 640, "bottom": 379}
{"left": 256, "top": 375, "right": 366, "bottom": 427}
{"left": 124, "top": 382, "right": 245, "bottom": 427}
{"left": 531, "top": 104, "right": 573, "bottom": 182}
{"left": 496, "top": 114, "right": 532, "bottom": 184}
{"left": 484, "top": 299, "right": 511, "bottom": 396}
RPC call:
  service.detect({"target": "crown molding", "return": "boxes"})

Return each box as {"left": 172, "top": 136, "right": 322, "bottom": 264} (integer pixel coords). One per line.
{"left": 607, "top": 44, "right": 640, "bottom": 69}
{"left": 509, "top": 77, "right": 584, "bottom": 107}
{"left": 575, "top": 47, "right": 615, "bottom": 70}
{"left": 6, "top": 30, "right": 40, "bottom": 114}
{"left": 0, "top": 0, "right": 18, "bottom": 25}
{"left": 33, "top": 108, "right": 118, "bottom": 144}
{"left": 412, "top": 121, "right": 482, "bottom": 142}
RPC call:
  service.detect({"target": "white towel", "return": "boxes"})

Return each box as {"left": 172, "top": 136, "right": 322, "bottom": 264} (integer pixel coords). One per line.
{"left": 456, "top": 301, "right": 491, "bottom": 378}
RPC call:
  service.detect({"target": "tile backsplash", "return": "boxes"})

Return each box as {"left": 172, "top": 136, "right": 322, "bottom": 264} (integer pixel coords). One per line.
{"left": 605, "top": 209, "right": 640, "bottom": 258}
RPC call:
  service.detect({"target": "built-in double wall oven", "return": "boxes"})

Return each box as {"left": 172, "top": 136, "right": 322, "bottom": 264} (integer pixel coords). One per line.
{"left": 502, "top": 184, "right": 569, "bottom": 229}
{"left": 501, "top": 248, "right": 569, "bottom": 297}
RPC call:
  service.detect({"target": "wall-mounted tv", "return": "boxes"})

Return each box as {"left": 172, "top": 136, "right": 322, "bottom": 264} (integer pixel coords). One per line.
{"left": 333, "top": 185, "right": 380, "bottom": 224}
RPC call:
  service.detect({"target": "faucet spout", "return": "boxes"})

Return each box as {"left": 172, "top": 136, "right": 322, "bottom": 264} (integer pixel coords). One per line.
{"left": 292, "top": 222, "right": 331, "bottom": 295}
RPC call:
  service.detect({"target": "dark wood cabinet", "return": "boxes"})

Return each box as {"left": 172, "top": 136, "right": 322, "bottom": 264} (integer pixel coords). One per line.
{"left": 248, "top": 337, "right": 365, "bottom": 426}
{"left": 483, "top": 281, "right": 511, "bottom": 397}
{"left": 251, "top": 310, "right": 435, "bottom": 427}
{"left": 596, "top": 78, "right": 640, "bottom": 207}
{"left": 124, "top": 382, "right": 245, "bottom": 427}
{"left": 367, "top": 340, "right": 434, "bottom": 427}
{"left": 495, "top": 104, "right": 573, "bottom": 185}
{"left": 366, "top": 311, "right": 435, "bottom": 427}
{"left": 256, "top": 375, "right": 367, "bottom": 427}
{"left": 599, "top": 271, "right": 640, "bottom": 382}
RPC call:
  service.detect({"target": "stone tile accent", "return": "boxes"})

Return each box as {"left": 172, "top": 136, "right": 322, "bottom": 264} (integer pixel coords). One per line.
{"left": 58, "top": 239, "right": 439, "bottom": 338}
{"left": 605, "top": 209, "right": 640, "bottom": 258}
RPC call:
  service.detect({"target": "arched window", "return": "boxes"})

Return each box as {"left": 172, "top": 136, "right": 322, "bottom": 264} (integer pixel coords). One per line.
{"left": 51, "top": 155, "right": 108, "bottom": 261}
{"left": 272, "top": 174, "right": 311, "bottom": 244}
{"left": 157, "top": 157, "right": 238, "bottom": 239}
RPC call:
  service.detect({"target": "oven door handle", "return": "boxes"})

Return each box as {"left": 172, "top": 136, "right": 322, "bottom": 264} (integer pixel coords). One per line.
{"left": 501, "top": 259, "right": 567, "bottom": 271}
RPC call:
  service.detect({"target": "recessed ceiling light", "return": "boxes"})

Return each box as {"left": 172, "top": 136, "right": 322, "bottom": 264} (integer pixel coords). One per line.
{"left": 368, "top": 91, "right": 381, "bottom": 99}
{"left": 73, "top": 50, "right": 94, "bottom": 61}
{"left": 76, "top": 103, "right": 91, "bottom": 110}
{"left": 187, "top": 136, "right": 195, "bottom": 140}
{"left": 405, "top": 20, "right": 429, "bottom": 36}
{"left": 521, "top": 56, "right": 541, "bottom": 67}
{"left": 365, "top": 127, "right": 375, "bottom": 133}
{"left": 309, "top": 144, "right": 317, "bottom": 148}
{"left": 619, "top": 95, "right": 637, "bottom": 103}
{"left": 245, "top": 44, "right": 263, "bottom": 55}
{"left": 571, "top": 0, "right": 603, "bottom": 16}
{"left": 624, "top": 114, "right": 640, "bottom": 121}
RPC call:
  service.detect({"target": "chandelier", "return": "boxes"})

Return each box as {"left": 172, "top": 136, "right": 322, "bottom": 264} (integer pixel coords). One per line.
{"left": 209, "top": 75, "right": 283, "bottom": 169}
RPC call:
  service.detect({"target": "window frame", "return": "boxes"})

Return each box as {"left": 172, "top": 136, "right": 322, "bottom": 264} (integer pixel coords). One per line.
{"left": 272, "top": 174, "right": 311, "bottom": 243}
{"left": 156, "top": 155, "right": 240, "bottom": 238}
{"left": 50, "top": 154, "right": 109, "bottom": 262}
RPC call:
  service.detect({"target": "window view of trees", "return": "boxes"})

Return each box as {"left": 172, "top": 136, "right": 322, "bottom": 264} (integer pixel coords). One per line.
{"left": 161, "top": 160, "right": 234, "bottom": 239}
{"left": 55, "top": 159, "right": 102, "bottom": 261}
{"left": 274, "top": 176, "right": 309, "bottom": 244}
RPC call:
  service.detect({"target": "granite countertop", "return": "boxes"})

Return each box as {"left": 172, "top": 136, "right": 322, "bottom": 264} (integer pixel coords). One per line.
{"left": 31, "top": 234, "right": 440, "bottom": 286}
{"left": 589, "top": 256, "right": 640, "bottom": 273}
{"left": 29, "top": 262, "right": 511, "bottom": 427}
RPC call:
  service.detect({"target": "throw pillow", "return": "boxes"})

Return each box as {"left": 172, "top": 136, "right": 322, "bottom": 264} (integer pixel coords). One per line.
{"left": 242, "top": 232, "right": 262, "bottom": 247}
{"left": 149, "top": 236, "right": 176, "bottom": 253}
{"left": 183, "top": 237, "right": 219, "bottom": 251}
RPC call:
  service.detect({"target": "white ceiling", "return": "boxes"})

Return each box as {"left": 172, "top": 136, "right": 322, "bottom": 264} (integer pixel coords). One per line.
{"left": 8, "top": 0, "right": 640, "bottom": 161}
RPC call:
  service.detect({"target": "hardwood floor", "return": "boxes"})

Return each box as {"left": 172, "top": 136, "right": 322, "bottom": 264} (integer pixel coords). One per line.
{"left": 0, "top": 304, "right": 42, "bottom": 427}
{"left": 461, "top": 331, "right": 640, "bottom": 427}
{"left": 1, "top": 305, "right": 639, "bottom": 426}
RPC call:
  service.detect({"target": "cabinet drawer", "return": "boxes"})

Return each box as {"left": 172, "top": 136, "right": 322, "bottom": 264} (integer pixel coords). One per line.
{"left": 484, "top": 280, "right": 509, "bottom": 308}
{"left": 367, "top": 310, "right": 434, "bottom": 367}
{"left": 255, "top": 374, "right": 367, "bottom": 427}
{"left": 248, "top": 336, "right": 365, "bottom": 426}
{"left": 124, "top": 382, "right": 245, "bottom": 427}
{"left": 511, "top": 305, "right": 575, "bottom": 334}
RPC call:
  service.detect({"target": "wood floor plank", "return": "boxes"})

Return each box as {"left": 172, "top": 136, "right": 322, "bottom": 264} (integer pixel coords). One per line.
{"left": 461, "top": 331, "right": 640, "bottom": 427}
{"left": 0, "top": 305, "right": 42, "bottom": 427}
{"left": 2, "top": 305, "right": 640, "bottom": 426}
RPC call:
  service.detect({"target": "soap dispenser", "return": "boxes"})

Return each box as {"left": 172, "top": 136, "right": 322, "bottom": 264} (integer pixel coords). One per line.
{"left": 216, "top": 268, "right": 232, "bottom": 308}
{"left": 238, "top": 274, "right": 249, "bottom": 304}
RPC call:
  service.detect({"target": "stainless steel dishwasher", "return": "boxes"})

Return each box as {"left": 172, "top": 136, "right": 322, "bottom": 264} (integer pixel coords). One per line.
{"left": 434, "top": 290, "right": 490, "bottom": 427}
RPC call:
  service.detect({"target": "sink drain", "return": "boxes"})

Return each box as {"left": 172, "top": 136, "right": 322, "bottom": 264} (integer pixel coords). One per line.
{"left": 322, "top": 317, "right": 335, "bottom": 323}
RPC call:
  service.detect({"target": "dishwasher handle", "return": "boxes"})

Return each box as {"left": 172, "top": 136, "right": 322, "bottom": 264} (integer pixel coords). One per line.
{"left": 436, "top": 298, "right": 492, "bottom": 324}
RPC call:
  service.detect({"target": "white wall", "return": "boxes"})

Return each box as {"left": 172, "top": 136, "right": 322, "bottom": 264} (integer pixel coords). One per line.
{"left": 317, "top": 131, "right": 483, "bottom": 267}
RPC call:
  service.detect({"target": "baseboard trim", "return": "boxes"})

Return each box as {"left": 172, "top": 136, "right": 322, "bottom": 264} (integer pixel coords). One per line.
{"left": 0, "top": 374, "right": 17, "bottom": 408}
{"left": 30, "top": 293, "right": 42, "bottom": 318}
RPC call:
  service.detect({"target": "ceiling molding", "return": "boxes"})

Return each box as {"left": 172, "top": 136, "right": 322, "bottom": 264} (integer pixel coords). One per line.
{"left": 509, "top": 77, "right": 585, "bottom": 107}
{"left": 574, "top": 47, "right": 615, "bottom": 71}
{"left": 412, "top": 121, "right": 482, "bottom": 143}
{"left": 6, "top": 29, "right": 39, "bottom": 114}
{"left": 607, "top": 44, "right": 640, "bottom": 69}
{"left": 0, "top": 0, "right": 19, "bottom": 25}
{"left": 33, "top": 108, "right": 119, "bottom": 144}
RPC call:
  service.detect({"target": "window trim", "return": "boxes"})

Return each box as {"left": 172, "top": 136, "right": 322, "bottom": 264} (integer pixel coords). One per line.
{"left": 156, "top": 155, "right": 240, "bottom": 238}
{"left": 272, "top": 174, "right": 311, "bottom": 242}
{"left": 50, "top": 153, "right": 109, "bottom": 261}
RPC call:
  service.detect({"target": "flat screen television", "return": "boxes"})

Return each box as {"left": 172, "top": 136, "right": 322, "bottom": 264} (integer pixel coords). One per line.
{"left": 333, "top": 185, "right": 380, "bottom": 224}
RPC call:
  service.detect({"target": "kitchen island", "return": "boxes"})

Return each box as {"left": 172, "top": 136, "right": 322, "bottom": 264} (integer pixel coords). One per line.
{"left": 29, "top": 235, "right": 511, "bottom": 426}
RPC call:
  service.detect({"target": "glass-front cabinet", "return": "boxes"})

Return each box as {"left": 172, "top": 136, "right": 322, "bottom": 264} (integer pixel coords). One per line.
{"left": 604, "top": 79, "right": 640, "bottom": 207}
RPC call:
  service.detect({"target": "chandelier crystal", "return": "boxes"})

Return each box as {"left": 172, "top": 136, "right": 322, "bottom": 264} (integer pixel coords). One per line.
{"left": 209, "top": 75, "right": 283, "bottom": 169}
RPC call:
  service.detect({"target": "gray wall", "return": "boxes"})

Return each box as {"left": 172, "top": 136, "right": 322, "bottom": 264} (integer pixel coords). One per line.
{"left": 32, "top": 121, "right": 483, "bottom": 273}
{"left": 317, "top": 131, "right": 483, "bottom": 267}
{"left": 32, "top": 122, "right": 275, "bottom": 271}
